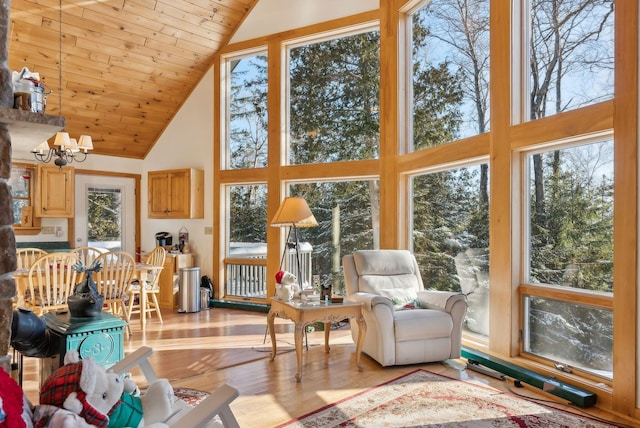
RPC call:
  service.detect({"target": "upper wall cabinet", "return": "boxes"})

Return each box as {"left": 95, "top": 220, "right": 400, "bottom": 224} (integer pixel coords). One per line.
{"left": 148, "top": 168, "right": 204, "bottom": 219}
{"left": 35, "top": 164, "right": 74, "bottom": 217}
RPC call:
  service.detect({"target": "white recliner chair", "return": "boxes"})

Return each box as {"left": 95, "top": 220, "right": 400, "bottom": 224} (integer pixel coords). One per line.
{"left": 343, "top": 249, "right": 468, "bottom": 367}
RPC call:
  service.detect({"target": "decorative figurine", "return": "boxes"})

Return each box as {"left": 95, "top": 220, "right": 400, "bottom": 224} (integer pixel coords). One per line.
{"left": 68, "top": 260, "right": 104, "bottom": 318}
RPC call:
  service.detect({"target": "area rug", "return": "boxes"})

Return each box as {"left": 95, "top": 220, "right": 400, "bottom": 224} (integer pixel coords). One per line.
{"left": 278, "top": 369, "right": 623, "bottom": 427}
{"left": 139, "top": 386, "right": 208, "bottom": 406}
{"left": 172, "top": 387, "right": 209, "bottom": 407}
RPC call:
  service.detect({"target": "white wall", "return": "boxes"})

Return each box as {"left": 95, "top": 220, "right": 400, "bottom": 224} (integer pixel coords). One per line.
{"left": 16, "top": 218, "right": 69, "bottom": 244}
{"left": 138, "top": 67, "right": 215, "bottom": 277}
{"left": 230, "top": 0, "right": 378, "bottom": 43}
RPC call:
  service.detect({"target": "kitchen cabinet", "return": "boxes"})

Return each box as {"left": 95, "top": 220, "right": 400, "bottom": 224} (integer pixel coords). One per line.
{"left": 148, "top": 168, "right": 204, "bottom": 219}
{"left": 159, "top": 253, "right": 195, "bottom": 309}
{"left": 35, "top": 164, "right": 74, "bottom": 217}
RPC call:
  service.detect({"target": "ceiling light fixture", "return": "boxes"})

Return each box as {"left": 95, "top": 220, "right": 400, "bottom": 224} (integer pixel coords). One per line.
{"left": 31, "top": 0, "right": 93, "bottom": 168}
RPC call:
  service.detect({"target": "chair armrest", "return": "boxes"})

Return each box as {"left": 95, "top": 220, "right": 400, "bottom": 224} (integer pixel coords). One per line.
{"left": 417, "top": 290, "right": 467, "bottom": 313}
{"left": 111, "top": 347, "right": 240, "bottom": 428}
{"left": 347, "top": 292, "right": 394, "bottom": 311}
{"left": 110, "top": 345, "right": 159, "bottom": 384}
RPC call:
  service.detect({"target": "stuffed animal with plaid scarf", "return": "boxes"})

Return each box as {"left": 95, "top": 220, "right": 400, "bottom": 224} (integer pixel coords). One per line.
{"left": 35, "top": 350, "right": 174, "bottom": 427}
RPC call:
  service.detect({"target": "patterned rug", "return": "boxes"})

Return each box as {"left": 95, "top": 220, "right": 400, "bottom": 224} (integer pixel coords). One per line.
{"left": 172, "top": 387, "right": 209, "bottom": 407}
{"left": 139, "top": 386, "right": 208, "bottom": 407}
{"left": 278, "top": 369, "right": 623, "bottom": 427}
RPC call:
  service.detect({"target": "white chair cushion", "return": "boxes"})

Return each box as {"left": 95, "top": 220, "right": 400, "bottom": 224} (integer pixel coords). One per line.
{"left": 355, "top": 250, "right": 421, "bottom": 309}
{"left": 353, "top": 250, "right": 417, "bottom": 275}
{"left": 368, "top": 281, "right": 418, "bottom": 309}
{"left": 394, "top": 309, "right": 453, "bottom": 342}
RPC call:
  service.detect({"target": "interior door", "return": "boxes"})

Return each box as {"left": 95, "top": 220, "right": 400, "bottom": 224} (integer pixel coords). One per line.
{"left": 74, "top": 175, "right": 135, "bottom": 255}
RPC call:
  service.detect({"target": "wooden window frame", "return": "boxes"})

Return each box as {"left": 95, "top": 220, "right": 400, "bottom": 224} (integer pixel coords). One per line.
{"left": 11, "top": 162, "right": 40, "bottom": 234}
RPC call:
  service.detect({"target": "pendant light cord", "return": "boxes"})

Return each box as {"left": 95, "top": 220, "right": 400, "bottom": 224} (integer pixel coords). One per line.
{"left": 59, "top": 0, "right": 62, "bottom": 117}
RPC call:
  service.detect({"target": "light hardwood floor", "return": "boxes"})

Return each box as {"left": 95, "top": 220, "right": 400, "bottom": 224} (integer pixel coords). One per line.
{"left": 20, "top": 307, "right": 636, "bottom": 427}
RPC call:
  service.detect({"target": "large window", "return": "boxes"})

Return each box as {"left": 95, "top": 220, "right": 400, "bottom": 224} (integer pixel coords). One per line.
{"left": 527, "top": 141, "right": 613, "bottom": 291}
{"left": 527, "top": 0, "right": 614, "bottom": 120}
{"left": 288, "top": 29, "right": 380, "bottom": 164}
{"left": 409, "top": 0, "right": 490, "bottom": 149}
{"left": 228, "top": 184, "right": 268, "bottom": 245}
{"left": 224, "top": 184, "right": 268, "bottom": 299}
{"left": 225, "top": 51, "right": 268, "bottom": 170}
{"left": 523, "top": 139, "right": 614, "bottom": 378}
{"left": 411, "top": 163, "right": 490, "bottom": 338}
{"left": 216, "top": 0, "right": 632, "bottom": 405}
{"left": 523, "top": 296, "right": 612, "bottom": 378}
{"left": 288, "top": 179, "right": 379, "bottom": 296}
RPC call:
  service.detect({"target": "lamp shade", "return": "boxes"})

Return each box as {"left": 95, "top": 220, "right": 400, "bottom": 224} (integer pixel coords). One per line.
{"left": 78, "top": 135, "right": 93, "bottom": 152}
{"left": 31, "top": 141, "right": 50, "bottom": 154}
{"left": 68, "top": 138, "right": 79, "bottom": 152}
{"left": 53, "top": 131, "right": 71, "bottom": 148}
{"left": 270, "top": 197, "right": 318, "bottom": 228}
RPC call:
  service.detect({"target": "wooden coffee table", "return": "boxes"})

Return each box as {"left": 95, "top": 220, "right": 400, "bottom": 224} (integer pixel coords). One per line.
{"left": 267, "top": 298, "right": 366, "bottom": 382}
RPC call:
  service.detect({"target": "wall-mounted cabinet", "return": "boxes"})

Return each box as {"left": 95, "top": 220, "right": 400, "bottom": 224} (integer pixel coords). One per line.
{"left": 148, "top": 168, "right": 204, "bottom": 219}
{"left": 35, "top": 164, "right": 74, "bottom": 217}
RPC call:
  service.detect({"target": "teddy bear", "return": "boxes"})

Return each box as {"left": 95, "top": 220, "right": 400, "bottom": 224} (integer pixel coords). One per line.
{"left": 35, "top": 350, "right": 174, "bottom": 428}
{"left": 274, "top": 270, "right": 300, "bottom": 301}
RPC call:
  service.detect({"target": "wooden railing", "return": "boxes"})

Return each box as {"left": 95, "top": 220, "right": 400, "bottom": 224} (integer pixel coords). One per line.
{"left": 223, "top": 243, "right": 313, "bottom": 299}
{"left": 224, "top": 257, "right": 268, "bottom": 298}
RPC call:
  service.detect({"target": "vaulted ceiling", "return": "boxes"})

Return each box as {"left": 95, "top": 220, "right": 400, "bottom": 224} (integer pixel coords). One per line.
{"left": 8, "top": 0, "right": 257, "bottom": 160}
{"left": 8, "top": 0, "right": 379, "bottom": 161}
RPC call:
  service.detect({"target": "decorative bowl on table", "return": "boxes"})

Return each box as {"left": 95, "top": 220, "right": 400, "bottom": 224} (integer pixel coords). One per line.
{"left": 300, "top": 289, "right": 320, "bottom": 304}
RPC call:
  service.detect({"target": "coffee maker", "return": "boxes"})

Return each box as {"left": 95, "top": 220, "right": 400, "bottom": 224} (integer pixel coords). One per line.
{"left": 155, "top": 232, "right": 173, "bottom": 249}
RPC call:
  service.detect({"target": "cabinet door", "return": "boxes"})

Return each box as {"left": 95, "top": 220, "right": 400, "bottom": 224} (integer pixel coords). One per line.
{"left": 148, "top": 168, "right": 203, "bottom": 219}
{"left": 148, "top": 172, "right": 170, "bottom": 217}
{"left": 158, "top": 256, "right": 176, "bottom": 308}
{"left": 167, "top": 171, "right": 190, "bottom": 218}
{"left": 36, "top": 165, "right": 74, "bottom": 217}
{"left": 158, "top": 254, "right": 195, "bottom": 309}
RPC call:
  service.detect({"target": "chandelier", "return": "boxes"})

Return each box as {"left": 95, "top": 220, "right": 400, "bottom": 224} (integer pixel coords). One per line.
{"left": 31, "top": 134, "right": 93, "bottom": 167}
{"left": 31, "top": 0, "right": 93, "bottom": 168}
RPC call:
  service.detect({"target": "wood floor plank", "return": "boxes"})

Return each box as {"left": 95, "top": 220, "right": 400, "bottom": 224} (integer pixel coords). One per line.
{"left": 19, "top": 308, "right": 635, "bottom": 427}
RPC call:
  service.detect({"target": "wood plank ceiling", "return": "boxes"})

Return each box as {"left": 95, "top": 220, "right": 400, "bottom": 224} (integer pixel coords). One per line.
{"left": 8, "top": 0, "right": 256, "bottom": 159}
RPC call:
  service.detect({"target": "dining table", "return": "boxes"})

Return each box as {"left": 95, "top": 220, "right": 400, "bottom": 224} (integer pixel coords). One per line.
{"left": 13, "top": 263, "right": 162, "bottom": 331}
{"left": 133, "top": 263, "right": 164, "bottom": 331}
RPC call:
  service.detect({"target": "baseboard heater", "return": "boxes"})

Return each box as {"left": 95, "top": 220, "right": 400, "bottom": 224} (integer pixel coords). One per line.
{"left": 211, "top": 299, "right": 270, "bottom": 313}
{"left": 461, "top": 347, "right": 596, "bottom": 408}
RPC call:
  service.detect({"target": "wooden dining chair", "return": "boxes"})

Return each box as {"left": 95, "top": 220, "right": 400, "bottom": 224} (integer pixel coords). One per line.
{"left": 25, "top": 252, "right": 79, "bottom": 316}
{"left": 127, "top": 246, "right": 166, "bottom": 325}
{"left": 16, "top": 248, "right": 47, "bottom": 269}
{"left": 95, "top": 251, "right": 136, "bottom": 334}
{"left": 72, "top": 246, "right": 102, "bottom": 269}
